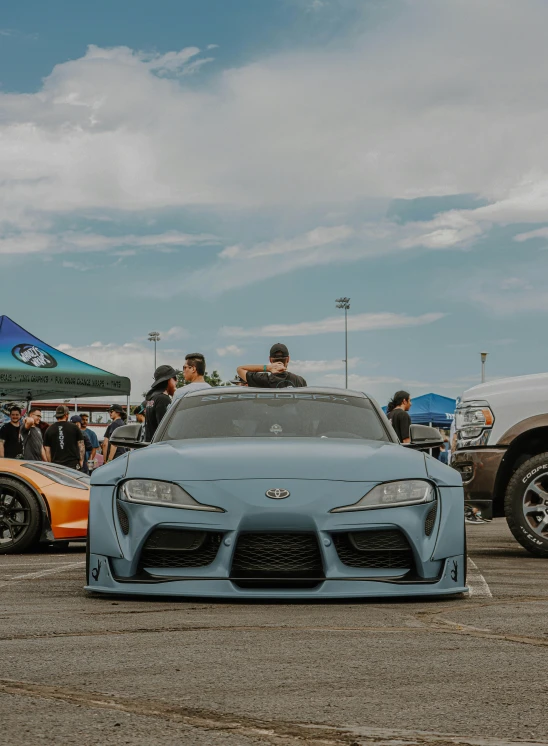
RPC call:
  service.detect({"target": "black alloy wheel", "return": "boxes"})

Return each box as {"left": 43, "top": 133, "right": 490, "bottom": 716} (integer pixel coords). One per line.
{"left": 0, "top": 477, "right": 41, "bottom": 554}
{"left": 505, "top": 453, "right": 548, "bottom": 557}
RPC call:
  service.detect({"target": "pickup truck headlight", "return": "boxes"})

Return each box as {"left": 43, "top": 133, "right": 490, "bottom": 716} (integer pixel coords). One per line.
{"left": 119, "top": 480, "right": 224, "bottom": 512}
{"left": 456, "top": 400, "right": 494, "bottom": 443}
{"left": 331, "top": 480, "right": 435, "bottom": 513}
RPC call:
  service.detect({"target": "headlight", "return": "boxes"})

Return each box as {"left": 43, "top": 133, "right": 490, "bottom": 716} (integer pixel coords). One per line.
{"left": 331, "top": 480, "right": 435, "bottom": 513}
{"left": 456, "top": 400, "right": 494, "bottom": 443}
{"left": 119, "top": 480, "right": 224, "bottom": 512}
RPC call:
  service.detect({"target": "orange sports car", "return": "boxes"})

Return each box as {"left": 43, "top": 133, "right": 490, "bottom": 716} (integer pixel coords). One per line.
{"left": 0, "top": 459, "right": 89, "bottom": 553}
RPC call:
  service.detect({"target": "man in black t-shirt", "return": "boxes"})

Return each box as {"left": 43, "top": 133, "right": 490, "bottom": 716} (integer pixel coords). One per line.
{"left": 237, "top": 343, "right": 307, "bottom": 388}
{"left": 0, "top": 406, "right": 23, "bottom": 459}
{"left": 387, "top": 390, "right": 412, "bottom": 443}
{"left": 145, "top": 365, "right": 179, "bottom": 441}
{"left": 43, "top": 406, "right": 84, "bottom": 470}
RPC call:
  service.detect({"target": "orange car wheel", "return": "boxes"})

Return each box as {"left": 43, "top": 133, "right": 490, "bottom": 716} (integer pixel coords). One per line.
{"left": 0, "top": 477, "right": 41, "bottom": 554}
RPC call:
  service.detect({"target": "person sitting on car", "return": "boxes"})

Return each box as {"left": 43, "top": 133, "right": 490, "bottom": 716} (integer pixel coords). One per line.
{"left": 237, "top": 343, "right": 307, "bottom": 389}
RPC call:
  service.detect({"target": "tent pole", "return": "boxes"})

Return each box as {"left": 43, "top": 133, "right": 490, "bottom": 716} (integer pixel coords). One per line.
{"left": 75, "top": 398, "right": 78, "bottom": 414}
{"left": 127, "top": 394, "right": 130, "bottom": 421}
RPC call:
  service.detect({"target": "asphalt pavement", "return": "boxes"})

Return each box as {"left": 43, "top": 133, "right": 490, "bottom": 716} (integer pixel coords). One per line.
{"left": 1, "top": 519, "right": 547, "bottom": 746}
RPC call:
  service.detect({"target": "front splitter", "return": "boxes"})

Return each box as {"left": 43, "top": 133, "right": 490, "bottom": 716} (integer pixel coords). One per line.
{"left": 85, "top": 554, "right": 467, "bottom": 599}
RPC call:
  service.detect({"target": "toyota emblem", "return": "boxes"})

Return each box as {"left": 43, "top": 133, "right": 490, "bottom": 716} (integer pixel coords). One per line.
{"left": 265, "top": 488, "right": 290, "bottom": 499}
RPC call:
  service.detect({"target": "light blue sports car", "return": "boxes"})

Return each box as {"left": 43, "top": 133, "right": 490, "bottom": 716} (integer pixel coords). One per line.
{"left": 86, "top": 388, "right": 466, "bottom": 598}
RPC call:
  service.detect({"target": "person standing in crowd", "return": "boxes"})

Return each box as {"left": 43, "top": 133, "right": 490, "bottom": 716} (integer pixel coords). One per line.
{"left": 102, "top": 404, "right": 127, "bottom": 463}
{"left": 20, "top": 408, "right": 46, "bottom": 461}
{"left": 145, "top": 365, "right": 178, "bottom": 441}
{"left": 237, "top": 343, "right": 307, "bottom": 388}
{"left": 70, "top": 416, "right": 93, "bottom": 474}
{"left": 171, "top": 353, "right": 211, "bottom": 405}
{"left": 43, "top": 405, "right": 84, "bottom": 470}
{"left": 79, "top": 413, "right": 99, "bottom": 469}
{"left": 439, "top": 436, "right": 451, "bottom": 465}
{"left": 0, "top": 406, "right": 23, "bottom": 459}
{"left": 387, "top": 390, "right": 412, "bottom": 444}
{"left": 134, "top": 403, "right": 147, "bottom": 442}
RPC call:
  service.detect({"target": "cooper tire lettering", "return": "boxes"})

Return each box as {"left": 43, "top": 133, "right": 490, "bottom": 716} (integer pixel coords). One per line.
{"left": 505, "top": 453, "right": 548, "bottom": 557}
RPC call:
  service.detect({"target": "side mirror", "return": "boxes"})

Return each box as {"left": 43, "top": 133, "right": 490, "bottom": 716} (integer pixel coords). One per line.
{"left": 406, "top": 424, "right": 444, "bottom": 450}
{"left": 109, "top": 423, "right": 149, "bottom": 449}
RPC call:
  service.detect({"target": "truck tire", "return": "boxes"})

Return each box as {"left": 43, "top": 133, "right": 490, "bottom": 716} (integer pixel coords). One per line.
{"left": 505, "top": 453, "right": 548, "bottom": 557}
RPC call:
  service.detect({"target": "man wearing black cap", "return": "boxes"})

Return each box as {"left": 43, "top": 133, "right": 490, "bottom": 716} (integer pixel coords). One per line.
{"left": 43, "top": 406, "right": 84, "bottom": 470}
{"left": 237, "top": 343, "right": 307, "bottom": 388}
{"left": 144, "top": 365, "right": 178, "bottom": 441}
{"left": 102, "top": 404, "right": 127, "bottom": 463}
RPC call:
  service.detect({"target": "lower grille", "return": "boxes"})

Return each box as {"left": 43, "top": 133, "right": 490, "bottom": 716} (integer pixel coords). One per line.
{"left": 139, "top": 529, "right": 222, "bottom": 569}
{"left": 333, "top": 530, "right": 414, "bottom": 570}
{"left": 425, "top": 503, "right": 438, "bottom": 536}
{"left": 116, "top": 500, "right": 130, "bottom": 535}
{"left": 231, "top": 533, "right": 324, "bottom": 587}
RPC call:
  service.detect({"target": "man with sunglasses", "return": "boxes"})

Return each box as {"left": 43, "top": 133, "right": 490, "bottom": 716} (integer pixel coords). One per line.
{"left": 171, "top": 353, "right": 211, "bottom": 405}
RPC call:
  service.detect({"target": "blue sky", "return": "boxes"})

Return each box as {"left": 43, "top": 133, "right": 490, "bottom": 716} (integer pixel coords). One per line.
{"left": 1, "top": 0, "right": 547, "bottom": 402}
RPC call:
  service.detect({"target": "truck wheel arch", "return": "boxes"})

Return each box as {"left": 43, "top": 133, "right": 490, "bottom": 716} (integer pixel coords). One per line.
{"left": 494, "top": 422, "right": 548, "bottom": 515}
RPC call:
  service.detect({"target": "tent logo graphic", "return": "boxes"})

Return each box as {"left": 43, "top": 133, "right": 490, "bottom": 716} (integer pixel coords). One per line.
{"left": 12, "top": 344, "right": 58, "bottom": 369}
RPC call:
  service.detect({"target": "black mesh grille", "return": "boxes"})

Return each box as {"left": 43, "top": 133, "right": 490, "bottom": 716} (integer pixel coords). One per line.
{"left": 425, "top": 503, "right": 438, "bottom": 536}
{"left": 231, "top": 533, "right": 324, "bottom": 583}
{"left": 139, "top": 529, "right": 222, "bottom": 569}
{"left": 333, "top": 530, "right": 414, "bottom": 570}
{"left": 116, "top": 500, "right": 130, "bottom": 535}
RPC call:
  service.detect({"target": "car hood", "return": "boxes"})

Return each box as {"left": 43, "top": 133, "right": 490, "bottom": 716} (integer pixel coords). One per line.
{"left": 124, "top": 437, "right": 436, "bottom": 483}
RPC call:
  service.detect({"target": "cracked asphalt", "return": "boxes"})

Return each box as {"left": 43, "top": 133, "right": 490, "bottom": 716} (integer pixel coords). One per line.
{"left": 1, "top": 519, "right": 547, "bottom": 746}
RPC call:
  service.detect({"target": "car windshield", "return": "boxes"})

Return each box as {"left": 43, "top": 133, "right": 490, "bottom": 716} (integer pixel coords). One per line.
{"left": 161, "top": 392, "right": 389, "bottom": 442}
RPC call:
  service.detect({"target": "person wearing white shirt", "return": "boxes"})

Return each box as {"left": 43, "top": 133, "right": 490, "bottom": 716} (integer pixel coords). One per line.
{"left": 171, "top": 353, "right": 211, "bottom": 405}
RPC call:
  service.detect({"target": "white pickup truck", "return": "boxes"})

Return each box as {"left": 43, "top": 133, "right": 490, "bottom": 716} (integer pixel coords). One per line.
{"left": 452, "top": 373, "right": 548, "bottom": 556}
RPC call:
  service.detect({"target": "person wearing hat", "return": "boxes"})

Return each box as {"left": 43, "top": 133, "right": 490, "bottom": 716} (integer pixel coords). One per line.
{"left": 43, "top": 405, "right": 85, "bottom": 470}
{"left": 70, "top": 415, "right": 94, "bottom": 474}
{"left": 102, "top": 404, "right": 127, "bottom": 463}
{"left": 237, "top": 343, "right": 307, "bottom": 388}
{"left": 134, "top": 402, "right": 147, "bottom": 442}
{"left": 144, "top": 365, "right": 178, "bottom": 441}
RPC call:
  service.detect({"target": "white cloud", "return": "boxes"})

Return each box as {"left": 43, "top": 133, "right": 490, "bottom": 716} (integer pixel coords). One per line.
{"left": 158, "top": 326, "right": 188, "bottom": 341}
{"left": 148, "top": 221, "right": 431, "bottom": 299}
{"left": 57, "top": 341, "right": 157, "bottom": 399}
{"left": 220, "top": 225, "right": 353, "bottom": 260}
{"left": 221, "top": 312, "right": 444, "bottom": 338}
{"left": 2, "top": 1, "right": 548, "bottom": 245}
{"left": 290, "top": 358, "right": 359, "bottom": 374}
{"left": 0, "top": 230, "right": 217, "bottom": 256}
{"left": 57, "top": 338, "right": 190, "bottom": 399}
{"left": 514, "top": 227, "right": 548, "bottom": 243}
{"left": 216, "top": 344, "right": 244, "bottom": 357}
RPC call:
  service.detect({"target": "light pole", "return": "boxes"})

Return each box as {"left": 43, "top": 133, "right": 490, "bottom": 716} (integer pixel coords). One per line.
{"left": 148, "top": 331, "right": 161, "bottom": 370}
{"left": 336, "top": 297, "right": 351, "bottom": 388}
{"left": 480, "top": 351, "right": 488, "bottom": 383}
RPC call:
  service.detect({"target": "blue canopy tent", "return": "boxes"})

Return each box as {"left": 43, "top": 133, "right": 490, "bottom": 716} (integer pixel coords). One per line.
{"left": 383, "top": 393, "right": 456, "bottom": 429}
{"left": 0, "top": 316, "right": 130, "bottom": 402}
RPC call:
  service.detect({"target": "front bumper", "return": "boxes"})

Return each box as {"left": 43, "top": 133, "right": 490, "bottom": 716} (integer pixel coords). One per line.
{"left": 87, "top": 480, "right": 466, "bottom": 599}
{"left": 452, "top": 449, "right": 506, "bottom": 519}
{"left": 86, "top": 552, "right": 467, "bottom": 598}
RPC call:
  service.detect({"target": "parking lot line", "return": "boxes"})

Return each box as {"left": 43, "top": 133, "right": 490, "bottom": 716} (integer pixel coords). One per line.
{"left": 467, "top": 557, "right": 493, "bottom": 598}
{"left": 0, "top": 562, "right": 85, "bottom": 589}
